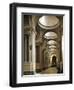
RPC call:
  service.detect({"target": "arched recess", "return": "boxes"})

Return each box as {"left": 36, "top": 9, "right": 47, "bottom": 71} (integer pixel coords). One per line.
{"left": 52, "top": 56, "right": 57, "bottom": 66}
{"left": 50, "top": 54, "right": 58, "bottom": 66}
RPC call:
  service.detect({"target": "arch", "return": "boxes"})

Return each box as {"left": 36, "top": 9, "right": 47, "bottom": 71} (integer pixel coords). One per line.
{"left": 52, "top": 56, "right": 57, "bottom": 66}
{"left": 50, "top": 54, "right": 58, "bottom": 66}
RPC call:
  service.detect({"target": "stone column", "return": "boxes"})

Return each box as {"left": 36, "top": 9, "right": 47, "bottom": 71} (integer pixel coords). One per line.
{"left": 31, "top": 16, "right": 36, "bottom": 74}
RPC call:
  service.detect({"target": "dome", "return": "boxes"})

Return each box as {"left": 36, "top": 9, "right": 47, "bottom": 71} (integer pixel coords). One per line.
{"left": 38, "top": 16, "right": 59, "bottom": 29}
{"left": 44, "top": 32, "right": 58, "bottom": 40}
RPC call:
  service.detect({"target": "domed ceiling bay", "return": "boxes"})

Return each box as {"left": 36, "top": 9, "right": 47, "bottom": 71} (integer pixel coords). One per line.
{"left": 38, "top": 16, "right": 59, "bottom": 29}
{"left": 44, "top": 32, "right": 58, "bottom": 40}
{"left": 47, "top": 40, "right": 57, "bottom": 45}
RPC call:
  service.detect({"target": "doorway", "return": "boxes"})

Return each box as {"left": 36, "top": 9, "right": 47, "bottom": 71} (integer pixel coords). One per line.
{"left": 52, "top": 56, "right": 57, "bottom": 66}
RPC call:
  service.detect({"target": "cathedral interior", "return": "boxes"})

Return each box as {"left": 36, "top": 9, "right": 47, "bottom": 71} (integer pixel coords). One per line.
{"left": 22, "top": 14, "right": 63, "bottom": 75}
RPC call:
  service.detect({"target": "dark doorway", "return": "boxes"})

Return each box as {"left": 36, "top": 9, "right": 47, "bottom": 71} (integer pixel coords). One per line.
{"left": 36, "top": 46, "right": 40, "bottom": 63}
{"left": 52, "top": 56, "right": 57, "bottom": 66}
{"left": 36, "top": 46, "right": 40, "bottom": 73}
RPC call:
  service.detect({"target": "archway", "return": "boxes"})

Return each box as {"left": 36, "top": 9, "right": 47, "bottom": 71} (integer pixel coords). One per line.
{"left": 52, "top": 56, "right": 57, "bottom": 66}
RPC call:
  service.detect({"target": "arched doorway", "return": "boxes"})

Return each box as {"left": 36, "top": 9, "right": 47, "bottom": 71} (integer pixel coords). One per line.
{"left": 52, "top": 56, "right": 57, "bottom": 66}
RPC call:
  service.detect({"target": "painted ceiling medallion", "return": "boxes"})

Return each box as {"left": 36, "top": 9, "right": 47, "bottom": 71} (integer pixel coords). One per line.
{"left": 38, "top": 16, "right": 59, "bottom": 29}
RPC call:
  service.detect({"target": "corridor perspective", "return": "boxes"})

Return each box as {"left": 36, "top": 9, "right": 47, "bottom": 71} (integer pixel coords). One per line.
{"left": 22, "top": 14, "right": 63, "bottom": 75}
